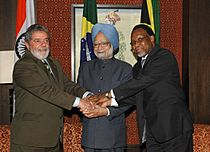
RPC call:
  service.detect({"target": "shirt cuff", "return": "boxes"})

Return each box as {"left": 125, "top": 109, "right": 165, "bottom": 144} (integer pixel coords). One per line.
{"left": 110, "top": 89, "right": 118, "bottom": 107}
{"left": 82, "top": 91, "right": 93, "bottom": 98}
{"left": 110, "top": 89, "right": 115, "bottom": 98}
{"left": 106, "top": 108, "right": 110, "bottom": 116}
{"left": 73, "top": 97, "right": 80, "bottom": 107}
{"left": 111, "top": 98, "right": 118, "bottom": 107}
{"left": 74, "top": 91, "right": 93, "bottom": 107}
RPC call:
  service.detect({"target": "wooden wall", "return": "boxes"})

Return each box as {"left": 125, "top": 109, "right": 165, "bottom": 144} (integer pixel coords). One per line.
{"left": 0, "top": 0, "right": 17, "bottom": 51}
{"left": 186, "top": 0, "right": 210, "bottom": 124}
{"left": 0, "top": 84, "right": 13, "bottom": 125}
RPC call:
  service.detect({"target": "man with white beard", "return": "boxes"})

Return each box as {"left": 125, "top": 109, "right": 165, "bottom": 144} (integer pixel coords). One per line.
{"left": 10, "top": 24, "right": 92, "bottom": 152}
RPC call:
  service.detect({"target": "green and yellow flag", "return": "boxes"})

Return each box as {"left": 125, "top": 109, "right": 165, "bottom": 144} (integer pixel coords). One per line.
{"left": 80, "top": 0, "right": 97, "bottom": 62}
{"left": 141, "top": 0, "right": 160, "bottom": 44}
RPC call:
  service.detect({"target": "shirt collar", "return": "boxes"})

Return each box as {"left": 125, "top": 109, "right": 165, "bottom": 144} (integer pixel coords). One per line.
{"left": 142, "top": 54, "right": 148, "bottom": 60}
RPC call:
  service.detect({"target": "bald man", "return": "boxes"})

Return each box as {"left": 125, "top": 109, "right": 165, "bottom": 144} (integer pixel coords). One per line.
{"left": 77, "top": 23, "right": 132, "bottom": 152}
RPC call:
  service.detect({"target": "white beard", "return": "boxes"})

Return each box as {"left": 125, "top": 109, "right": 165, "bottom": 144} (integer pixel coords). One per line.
{"left": 137, "top": 51, "right": 146, "bottom": 57}
{"left": 31, "top": 48, "right": 50, "bottom": 60}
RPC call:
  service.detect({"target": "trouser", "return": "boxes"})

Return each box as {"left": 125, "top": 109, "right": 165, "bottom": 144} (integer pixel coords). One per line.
{"left": 140, "top": 142, "right": 147, "bottom": 152}
{"left": 10, "top": 142, "right": 63, "bottom": 152}
{"left": 84, "top": 147, "right": 124, "bottom": 152}
{"left": 146, "top": 126, "right": 193, "bottom": 152}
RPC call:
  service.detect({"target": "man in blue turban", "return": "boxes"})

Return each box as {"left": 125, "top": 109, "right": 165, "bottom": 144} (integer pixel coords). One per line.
{"left": 77, "top": 23, "right": 132, "bottom": 152}
{"left": 91, "top": 23, "right": 119, "bottom": 53}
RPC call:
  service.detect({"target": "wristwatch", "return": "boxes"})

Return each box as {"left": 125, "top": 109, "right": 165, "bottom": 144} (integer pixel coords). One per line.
{"left": 105, "top": 92, "right": 112, "bottom": 99}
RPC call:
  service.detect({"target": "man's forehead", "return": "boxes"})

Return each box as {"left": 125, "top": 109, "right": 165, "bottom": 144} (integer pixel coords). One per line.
{"left": 131, "top": 28, "right": 148, "bottom": 37}
{"left": 133, "top": 28, "right": 147, "bottom": 33}
{"left": 95, "top": 33, "right": 109, "bottom": 41}
{"left": 31, "top": 31, "right": 49, "bottom": 38}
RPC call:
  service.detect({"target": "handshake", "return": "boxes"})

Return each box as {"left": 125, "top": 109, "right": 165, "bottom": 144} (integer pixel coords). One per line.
{"left": 78, "top": 92, "right": 113, "bottom": 118}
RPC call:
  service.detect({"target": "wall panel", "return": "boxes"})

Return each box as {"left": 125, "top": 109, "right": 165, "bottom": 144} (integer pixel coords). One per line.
{"left": 188, "top": 0, "right": 210, "bottom": 124}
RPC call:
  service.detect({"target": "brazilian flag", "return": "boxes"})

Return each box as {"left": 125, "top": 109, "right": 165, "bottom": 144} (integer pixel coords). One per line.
{"left": 141, "top": 0, "right": 160, "bottom": 44}
{"left": 80, "top": 0, "right": 97, "bottom": 63}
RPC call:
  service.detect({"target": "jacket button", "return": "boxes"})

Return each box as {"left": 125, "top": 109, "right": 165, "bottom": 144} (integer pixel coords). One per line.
{"left": 100, "top": 76, "right": 103, "bottom": 80}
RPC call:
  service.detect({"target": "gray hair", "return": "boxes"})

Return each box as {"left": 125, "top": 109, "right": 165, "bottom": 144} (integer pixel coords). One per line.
{"left": 25, "top": 24, "right": 50, "bottom": 43}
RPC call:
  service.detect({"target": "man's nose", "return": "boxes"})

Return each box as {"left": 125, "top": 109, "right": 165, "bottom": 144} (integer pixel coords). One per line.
{"left": 97, "top": 43, "right": 105, "bottom": 50}
{"left": 133, "top": 41, "right": 141, "bottom": 47}
{"left": 40, "top": 41, "right": 48, "bottom": 46}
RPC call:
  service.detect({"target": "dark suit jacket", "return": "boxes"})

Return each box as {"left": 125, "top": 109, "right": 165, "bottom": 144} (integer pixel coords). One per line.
{"left": 78, "top": 58, "right": 132, "bottom": 149}
{"left": 113, "top": 45, "right": 193, "bottom": 143}
{"left": 11, "top": 50, "right": 86, "bottom": 147}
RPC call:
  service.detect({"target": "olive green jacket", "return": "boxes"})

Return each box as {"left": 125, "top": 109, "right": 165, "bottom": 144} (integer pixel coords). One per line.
{"left": 11, "top": 50, "right": 86, "bottom": 147}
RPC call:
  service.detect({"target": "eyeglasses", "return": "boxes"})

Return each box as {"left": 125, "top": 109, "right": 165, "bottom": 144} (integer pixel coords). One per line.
{"left": 130, "top": 35, "right": 149, "bottom": 46}
{"left": 31, "top": 38, "right": 50, "bottom": 45}
{"left": 93, "top": 42, "right": 110, "bottom": 48}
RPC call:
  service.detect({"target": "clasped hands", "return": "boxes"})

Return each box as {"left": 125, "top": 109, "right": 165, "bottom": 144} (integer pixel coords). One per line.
{"left": 78, "top": 93, "right": 112, "bottom": 118}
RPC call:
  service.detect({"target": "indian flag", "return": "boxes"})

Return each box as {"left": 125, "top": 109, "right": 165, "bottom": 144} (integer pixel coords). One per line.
{"left": 15, "top": 0, "right": 35, "bottom": 60}
{"left": 13, "top": 0, "right": 35, "bottom": 116}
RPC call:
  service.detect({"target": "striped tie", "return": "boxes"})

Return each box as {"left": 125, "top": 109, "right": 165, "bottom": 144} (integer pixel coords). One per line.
{"left": 141, "top": 58, "right": 146, "bottom": 68}
{"left": 43, "top": 59, "right": 55, "bottom": 78}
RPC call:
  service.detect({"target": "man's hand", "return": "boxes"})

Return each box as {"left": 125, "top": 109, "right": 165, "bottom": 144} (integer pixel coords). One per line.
{"left": 78, "top": 97, "right": 94, "bottom": 112}
{"left": 93, "top": 92, "right": 112, "bottom": 107}
{"left": 82, "top": 105, "right": 108, "bottom": 118}
{"left": 86, "top": 94, "right": 100, "bottom": 103}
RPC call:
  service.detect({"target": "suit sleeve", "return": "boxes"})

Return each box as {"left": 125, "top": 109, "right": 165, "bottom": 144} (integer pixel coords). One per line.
{"left": 13, "top": 60, "right": 86, "bottom": 110}
{"left": 107, "top": 64, "right": 133, "bottom": 120}
{"left": 114, "top": 50, "right": 177, "bottom": 104}
{"left": 61, "top": 66, "right": 86, "bottom": 97}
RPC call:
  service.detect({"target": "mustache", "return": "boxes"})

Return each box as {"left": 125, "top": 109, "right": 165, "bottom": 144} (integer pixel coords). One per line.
{"left": 38, "top": 47, "right": 50, "bottom": 52}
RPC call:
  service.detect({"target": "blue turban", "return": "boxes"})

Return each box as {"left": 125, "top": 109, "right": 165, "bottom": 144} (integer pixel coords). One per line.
{"left": 91, "top": 23, "right": 119, "bottom": 50}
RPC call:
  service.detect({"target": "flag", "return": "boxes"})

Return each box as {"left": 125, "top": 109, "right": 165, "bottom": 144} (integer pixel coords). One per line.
{"left": 13, "top": 0, "right": 35, "bottom": 117}
{"left": 140, "top": 0, "right": 160, "bottom": 44}
{"left": 80, "top": 0, "right": 97, "bottom": 63}
{"left": 15, "top": 0, "right": 36, "bottom": 60}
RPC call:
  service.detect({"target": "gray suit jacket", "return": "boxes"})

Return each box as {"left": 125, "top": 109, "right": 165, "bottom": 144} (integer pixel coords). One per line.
{"left": 78, "top": 58, "right": 132, "bottom": 149}
{"left": 11, "top": 50, "right": 86, "bottom": 147}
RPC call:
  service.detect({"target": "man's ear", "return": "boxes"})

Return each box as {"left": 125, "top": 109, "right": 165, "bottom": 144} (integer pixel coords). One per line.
{"left": 25, "top": 42, "right": 30, "bottom": 50}
{"left": 150, "top": 35, "right": 155, "bottom": 45}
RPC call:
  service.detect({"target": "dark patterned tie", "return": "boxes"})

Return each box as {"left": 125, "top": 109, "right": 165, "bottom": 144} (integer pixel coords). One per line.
{"left": 43, "top": 59, "right": 55, "bottom": 79}
{"left": 140, "top": 57, "right": 146, "bottom": 143}
{"left": 141, "top": 58, "right": 146, "bottom": 68}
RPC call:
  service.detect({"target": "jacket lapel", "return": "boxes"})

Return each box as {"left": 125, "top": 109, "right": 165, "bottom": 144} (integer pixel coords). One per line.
{"left": 142, "top": 44, "right": 160, "bottom": 69}
{"left": 133, "top": 58, "right": 142, "bottom": 77}
{"left": 24, "top": 51, "right": 59, "bottom": 82}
